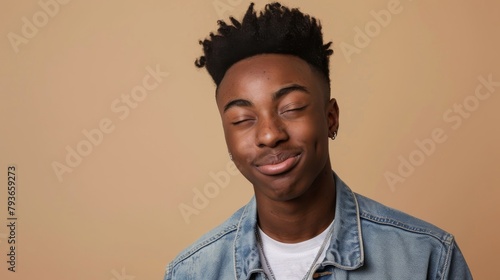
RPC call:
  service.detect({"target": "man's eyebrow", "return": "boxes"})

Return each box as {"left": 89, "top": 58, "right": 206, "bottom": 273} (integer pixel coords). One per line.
{"left": 273, "top": 84, "right": 310, "bottom": 101}
{"left": 223, "top": 99, "right": 253, "bottom": 113}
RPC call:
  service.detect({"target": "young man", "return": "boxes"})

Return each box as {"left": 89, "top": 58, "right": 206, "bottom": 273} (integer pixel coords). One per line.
{"left": 165, "top": 3, "right": 472, "bottom": 279}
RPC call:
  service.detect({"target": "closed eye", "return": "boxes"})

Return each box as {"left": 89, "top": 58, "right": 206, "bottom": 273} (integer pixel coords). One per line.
{"left": 281, "top": 105, "right": 308, "bottom": 114}
{"left": 231, "top": 118, "right": 254, "bottom": 125}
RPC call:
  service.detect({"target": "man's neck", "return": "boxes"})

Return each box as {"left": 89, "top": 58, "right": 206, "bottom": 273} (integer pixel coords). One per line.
{"left": 255, "top": 168, "right": 336, "bottom": 243}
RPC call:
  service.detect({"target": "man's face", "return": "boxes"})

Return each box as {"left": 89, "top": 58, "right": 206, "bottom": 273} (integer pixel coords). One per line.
{"left": 216, "top": 54, "right": 339, "bottom": 202}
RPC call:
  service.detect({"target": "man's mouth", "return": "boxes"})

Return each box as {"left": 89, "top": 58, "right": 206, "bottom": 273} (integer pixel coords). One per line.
{"left": 254, "top": 152, "right": 301, "bottom": 176}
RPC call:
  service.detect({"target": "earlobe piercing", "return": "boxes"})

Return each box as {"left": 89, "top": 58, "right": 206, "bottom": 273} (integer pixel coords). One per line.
{"left": 329, "top": 131, "right": 337, "bottom": 140}
{"left": 229, "top": 153, "right": 233, "bottom": 161}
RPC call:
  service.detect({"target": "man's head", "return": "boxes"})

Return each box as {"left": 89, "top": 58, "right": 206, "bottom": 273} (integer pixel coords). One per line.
{"left": 196, "top": 2, "right": 339, "bottom": 202}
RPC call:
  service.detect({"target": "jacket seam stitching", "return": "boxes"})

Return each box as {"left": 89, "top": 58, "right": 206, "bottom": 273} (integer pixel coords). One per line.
{"left": 359, "top": 211, "right": 453, "bottom": 245}
{"left": 438, "top": 238, "right": 455, "bottom": 280}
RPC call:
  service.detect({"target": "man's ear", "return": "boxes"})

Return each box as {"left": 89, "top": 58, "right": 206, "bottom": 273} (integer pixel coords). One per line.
{"left": 327, "top": 98, "right": 339, "bottom": 137}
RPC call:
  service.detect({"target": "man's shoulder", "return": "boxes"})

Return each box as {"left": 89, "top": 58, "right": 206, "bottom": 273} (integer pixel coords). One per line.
{"left": 167, "top": 199, "right": 251, "bottom": 271}
{"left": 354, "top": 192, "right": 454, "bottom": 245}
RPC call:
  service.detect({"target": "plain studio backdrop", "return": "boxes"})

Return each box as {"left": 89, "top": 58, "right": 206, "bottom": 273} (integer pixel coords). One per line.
{"left": 0, "top": 0, "right": 498, "bottom": 279}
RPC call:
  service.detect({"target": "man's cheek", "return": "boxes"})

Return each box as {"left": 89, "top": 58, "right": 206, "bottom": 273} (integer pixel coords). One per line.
{"left": 290, "top": 124, "right": 316, "bottom": 141}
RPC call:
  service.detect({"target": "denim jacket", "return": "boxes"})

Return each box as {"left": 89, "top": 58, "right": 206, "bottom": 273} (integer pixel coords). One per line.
{"left": 165, "top": 173, "right": 473, "bottom": 279}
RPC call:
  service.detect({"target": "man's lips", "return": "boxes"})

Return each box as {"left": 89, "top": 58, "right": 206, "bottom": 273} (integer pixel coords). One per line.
{"left": 254, "top": 152, "right": 301, "bottom": 176}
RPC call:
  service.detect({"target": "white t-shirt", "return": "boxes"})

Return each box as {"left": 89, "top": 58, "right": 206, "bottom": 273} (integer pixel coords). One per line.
{"left": 257, "top": 221, "right": 334, "bottom": 280}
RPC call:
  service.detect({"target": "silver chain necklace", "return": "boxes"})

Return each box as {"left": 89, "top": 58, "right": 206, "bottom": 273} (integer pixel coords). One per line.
{"left": 255, "top": 222, "right": 334, "bottom": 280}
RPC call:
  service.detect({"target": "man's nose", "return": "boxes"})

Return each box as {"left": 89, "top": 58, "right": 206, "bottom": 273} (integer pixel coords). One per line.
{"left": 255, "top": 115, "right": 289, "bottom": 148}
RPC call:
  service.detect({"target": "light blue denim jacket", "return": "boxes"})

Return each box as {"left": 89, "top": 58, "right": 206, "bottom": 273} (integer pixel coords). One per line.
{"left": 165, "top": 173, "right": 473, "bottom": 279}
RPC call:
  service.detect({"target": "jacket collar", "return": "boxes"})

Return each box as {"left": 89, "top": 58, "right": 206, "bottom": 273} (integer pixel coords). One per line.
{"left": 233, "top": 172, "right": 364, "bottom": 279}
{"left": 325, "top": 172, "right": 364, "bottom": 270}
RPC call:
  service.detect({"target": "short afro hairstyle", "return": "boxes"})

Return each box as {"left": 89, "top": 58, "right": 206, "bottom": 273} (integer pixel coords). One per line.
{"left": 195, "top": 2, "right": 333, "bottom": 89}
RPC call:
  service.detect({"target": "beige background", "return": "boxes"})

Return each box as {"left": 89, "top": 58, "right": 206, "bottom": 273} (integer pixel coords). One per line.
{"left": 1, "top": 0, "right": 499, "bottom": 279}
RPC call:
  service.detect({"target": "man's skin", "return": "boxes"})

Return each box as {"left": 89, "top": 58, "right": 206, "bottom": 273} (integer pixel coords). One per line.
{"left": 216, "top": 54, "right": 340, "bottom": 243}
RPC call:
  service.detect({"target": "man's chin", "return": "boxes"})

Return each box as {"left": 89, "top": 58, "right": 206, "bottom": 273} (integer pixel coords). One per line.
{"left": 252, "top": 174, "right": 307, "bottom": 199}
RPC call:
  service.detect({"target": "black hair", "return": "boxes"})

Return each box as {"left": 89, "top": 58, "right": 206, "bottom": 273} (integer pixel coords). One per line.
{"left": 195, "top": 2, "right": 333, "bottom": 88}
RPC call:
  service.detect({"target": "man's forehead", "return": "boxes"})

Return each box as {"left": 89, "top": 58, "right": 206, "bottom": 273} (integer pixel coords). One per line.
{"left": 216, "top": 54, "right": 328, "bottom": 101}
{"left": 218, "top": 55, "right": 312, "bottom": 87}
